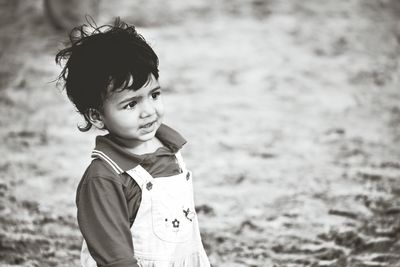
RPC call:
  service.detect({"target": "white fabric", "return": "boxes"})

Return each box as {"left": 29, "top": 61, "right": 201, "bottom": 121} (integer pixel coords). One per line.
{"left": 81, "top": 151, "right": 210, "bottom": 267}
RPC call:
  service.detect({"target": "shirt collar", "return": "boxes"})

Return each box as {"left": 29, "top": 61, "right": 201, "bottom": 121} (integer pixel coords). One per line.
{"left": 93, "top": 124, "right": 187, "bottom": 172}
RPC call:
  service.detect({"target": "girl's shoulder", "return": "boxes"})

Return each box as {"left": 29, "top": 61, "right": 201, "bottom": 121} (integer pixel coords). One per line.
{"left": 80, "top": 158, "right": 130, "bottom": 186}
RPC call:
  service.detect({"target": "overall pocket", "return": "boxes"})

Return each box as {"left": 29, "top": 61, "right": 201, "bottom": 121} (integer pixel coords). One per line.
{"left": 150, "top": 180, "right": 195, "bottom": 243}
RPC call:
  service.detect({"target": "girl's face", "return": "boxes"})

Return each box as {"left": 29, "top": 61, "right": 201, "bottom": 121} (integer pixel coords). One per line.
{"left": 100, "top": 74, "right": 165, "bottom": 149}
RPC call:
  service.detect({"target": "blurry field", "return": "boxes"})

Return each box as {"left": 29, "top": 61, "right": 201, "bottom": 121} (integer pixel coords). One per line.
{"left": 0, "top": 0, "right": 400, "bottom": 266}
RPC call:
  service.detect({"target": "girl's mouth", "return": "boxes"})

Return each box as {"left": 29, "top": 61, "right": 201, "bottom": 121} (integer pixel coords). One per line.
{"left": 141, "top": 121, "right": 156, "bottom": 129}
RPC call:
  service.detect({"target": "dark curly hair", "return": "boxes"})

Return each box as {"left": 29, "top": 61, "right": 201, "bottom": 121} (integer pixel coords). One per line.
{"left": 55, "top": 18, "right": 159, "bottom": 131}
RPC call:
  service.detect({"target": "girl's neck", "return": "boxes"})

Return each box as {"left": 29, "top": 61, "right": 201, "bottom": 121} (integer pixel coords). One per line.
{"left": 129, "top": 138, "right": 162, "bottom": 155}
{"left": 111, "top": 135, "right": 163, "bottom": 155}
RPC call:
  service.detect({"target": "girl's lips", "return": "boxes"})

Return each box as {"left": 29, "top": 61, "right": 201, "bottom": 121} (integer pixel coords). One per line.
{"left": 141, "top": 121, "right": 155, "bottom": 128}
{"left": 140, "top": 120, "right": 157, "bottom": 132}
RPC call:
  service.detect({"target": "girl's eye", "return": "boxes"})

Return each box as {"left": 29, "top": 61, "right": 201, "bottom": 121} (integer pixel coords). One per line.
{"left": 125, "top": 101, "right": 137, "bottom": 109}
{"left": 151, "top": 91, "right": 161, "bottom": 99}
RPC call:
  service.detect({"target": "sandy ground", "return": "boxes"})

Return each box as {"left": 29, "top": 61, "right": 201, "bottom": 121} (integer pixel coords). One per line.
{"left": 1, "top": 0, "right": 400, "bottom": 266}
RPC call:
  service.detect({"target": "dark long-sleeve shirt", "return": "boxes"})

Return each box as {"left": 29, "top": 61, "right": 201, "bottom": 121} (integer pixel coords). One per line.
{"left": 76, "top": 124, "right": 186, "bottom": 267}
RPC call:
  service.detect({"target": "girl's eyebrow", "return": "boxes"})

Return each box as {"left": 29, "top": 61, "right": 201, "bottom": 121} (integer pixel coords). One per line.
{"left": 119, "top": 95, "right": 141, "bottom": 106}
{"left": 118, "top": 86, "right": 161, "bottom": 105}
{"left": 149, "top": 86, "right": 161, "bottom": 93}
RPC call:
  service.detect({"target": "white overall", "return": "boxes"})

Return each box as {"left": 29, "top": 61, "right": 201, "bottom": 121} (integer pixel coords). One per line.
{"left": 80, "top": 150, "right": 211, "bottom": 267}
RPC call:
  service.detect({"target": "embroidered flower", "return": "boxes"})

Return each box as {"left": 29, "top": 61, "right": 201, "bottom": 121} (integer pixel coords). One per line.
{"left": 172, "top": 219, "right": 180, "bottom": 228}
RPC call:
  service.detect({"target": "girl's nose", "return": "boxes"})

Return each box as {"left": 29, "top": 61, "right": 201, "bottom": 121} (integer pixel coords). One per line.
{"left": 140, "top": 100, "right": 156, "bottom": 118}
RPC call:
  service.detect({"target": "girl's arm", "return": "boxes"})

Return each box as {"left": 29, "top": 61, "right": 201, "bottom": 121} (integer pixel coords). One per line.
{"left": 77, "top": 176, "right": 139, "bottom": 267}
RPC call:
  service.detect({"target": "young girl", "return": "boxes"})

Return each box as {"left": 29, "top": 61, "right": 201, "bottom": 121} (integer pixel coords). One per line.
{"left": 55, "top": 19, "right": 211, "bottom": 267}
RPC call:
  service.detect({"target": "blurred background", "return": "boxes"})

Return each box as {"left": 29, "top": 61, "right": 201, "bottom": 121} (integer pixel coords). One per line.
{"left": 0, "top": 0, "right": 399, "bottom": 266}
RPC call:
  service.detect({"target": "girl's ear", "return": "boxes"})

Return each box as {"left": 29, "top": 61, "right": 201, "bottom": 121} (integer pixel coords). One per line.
{"left": 86, "top": 108, "right": 105, "bottom": 130}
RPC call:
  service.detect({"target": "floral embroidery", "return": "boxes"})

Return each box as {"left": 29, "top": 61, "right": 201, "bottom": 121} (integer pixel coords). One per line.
{"left": 172, "top": 219, "right": 180, "bottom": 228}
{"left": 183, "top": 208, "right": 195, "bottom": 221}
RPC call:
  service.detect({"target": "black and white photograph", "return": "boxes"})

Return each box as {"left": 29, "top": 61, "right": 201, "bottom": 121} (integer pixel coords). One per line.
{"left": 0, "top": 0, "right": 399, "bottom": 266}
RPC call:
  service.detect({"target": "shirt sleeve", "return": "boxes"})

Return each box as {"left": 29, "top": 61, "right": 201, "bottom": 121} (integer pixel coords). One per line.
{"left": 77, "top": 176, "right": 139, "bottom": 267}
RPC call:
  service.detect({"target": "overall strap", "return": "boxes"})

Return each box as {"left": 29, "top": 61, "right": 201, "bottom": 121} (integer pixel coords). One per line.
{"left": 175, "top": 151, "right": 186, "bottom": 171}
{"left": 91, "top": 149, "right": 154, "bottom": 189}
{"left": 126, "top": 165, "right": 154, "bottom": 190}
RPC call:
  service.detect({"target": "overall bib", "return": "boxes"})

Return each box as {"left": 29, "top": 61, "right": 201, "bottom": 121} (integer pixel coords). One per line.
{"left": 80, "top": 150, "right": 211, "bottom": 267}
